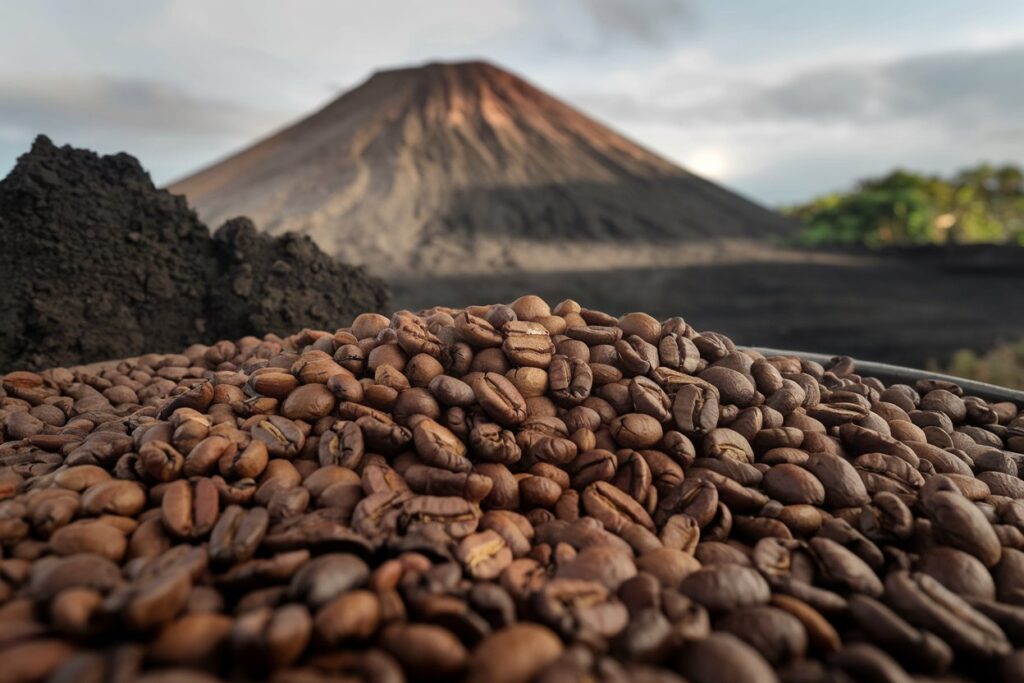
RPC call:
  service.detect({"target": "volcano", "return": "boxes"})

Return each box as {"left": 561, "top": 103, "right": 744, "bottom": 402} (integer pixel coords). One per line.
{"left": 171, "top": 60, "right": 793, "bottom": 276}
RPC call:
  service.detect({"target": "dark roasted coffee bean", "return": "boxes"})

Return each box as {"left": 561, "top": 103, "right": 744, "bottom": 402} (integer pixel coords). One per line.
{"left": 473, "top": 373, "right": 528, "bottom": 426}
{"left": 313, "top": 589, "right": 380, "bottom": 647}
{"left": 456, "top": 530, "right": 513, "bottom": 579}
{"left": 847, "top": 594, "right": 953, "bottom": 674}
{"left": 287, "top": 553, "right": 369, "bottom": 609}
{"left": 251, "top": 415, "right": 305, "bottom": 459}
{"left": 921, "top": 485, "right": 1002, "bottom": 567}
{"left": 803, "top": 452, "right": 871, "bottom": 509}
{"left": 610, "top": 413, "right": 663, "bottom": 449}
{"left": 582, "top": 481, "right": 655, "bottom": 534}
{"left": 672, "top": 385, "right": 719, "bottom": 436}
{"left": 918, "top": 545, "right": 996, "bottom": 600}
{"left": 675, "top": 631, "right": 779, "bottom": 683}
{"left": 232, "top": 604, "right": 312, "bottom": 671}
{"left": 717, "top": 605, "right": 808, "bottom": 665}
{"left": 317, "top": 420, "right": 364, "bottom": 469}
{"left": 209, "top": 505, "right": 268, "bottom": 566}
{"left": 381, "top": 622, "right": 468, "bottom": 678}
{"left": 762, "top": 464, "right": 825, "bottom": 505}
{"left": 429, "top": 374, "right": 477, "bottom": 406}
{"left": 466, "top": 623, "right": 564, "bottom": 683}
{"left": 884, "top": 570, "right": 1011, "bottom": 659}
{"left": 160, "top": 478, "right": 219, "bottom": 540}
{"left": 406, "top": 464, "right": 493, "bottom": 502}
{"left": 414, "top": 418, "right": 472, "bottom": 472}
{"left": 5, "top": 300, "right": 1024, "bottom": 682}
{"left": 680, "top": 564, "right": 771, "bottom": 611}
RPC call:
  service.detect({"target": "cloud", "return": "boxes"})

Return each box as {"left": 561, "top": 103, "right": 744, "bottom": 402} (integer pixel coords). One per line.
{"left": 0, "top": 75, "right": 289, "bottom": 184}
{"left": 577, "top": 0, "right": 696, "bottom": 46}
{"left": 578, "top": 42, "right": 1024, "bottom": 132}
{"left": 564, "top": 41, "right": 1024, "bottom": 203}
{"left": 739, "top": 44, "right": 1024, "bottom": 127}
{"left": 0, "top": 76, "right": 282, "bottom": 138}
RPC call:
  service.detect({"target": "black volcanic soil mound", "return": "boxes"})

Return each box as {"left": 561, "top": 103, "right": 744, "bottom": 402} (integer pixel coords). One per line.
{"left": 0, "top": 136, "right": 389, "bottom": 370}
{"left": 209, "top": 216, "right": 389, "bottom": 338}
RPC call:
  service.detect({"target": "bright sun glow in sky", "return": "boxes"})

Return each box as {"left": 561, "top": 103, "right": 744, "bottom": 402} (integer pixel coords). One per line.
{"left": 687, "top": 148, "right": 728, "bottom": 180}
{"left": 1, "top": 1, "right": 1023, "bottom": 205}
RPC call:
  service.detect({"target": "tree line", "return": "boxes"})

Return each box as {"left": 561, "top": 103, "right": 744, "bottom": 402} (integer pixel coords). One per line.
{"left": 785, "top": 163, "right": 1024, "bottom": 246}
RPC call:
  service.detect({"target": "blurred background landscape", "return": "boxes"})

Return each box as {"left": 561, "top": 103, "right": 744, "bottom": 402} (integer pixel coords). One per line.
{"left": 1, "top": 1, "right": 1023, "bottom": 384}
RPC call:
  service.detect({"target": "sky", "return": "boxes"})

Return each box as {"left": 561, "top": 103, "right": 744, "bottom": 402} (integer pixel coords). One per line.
{"left": 2, "top": 1, "right": 1023, "bottom": 205}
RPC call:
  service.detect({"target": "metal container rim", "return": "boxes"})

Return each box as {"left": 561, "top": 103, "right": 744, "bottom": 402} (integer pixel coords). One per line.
{"left": 744, "top": 346, "right": 1024, "bottom": 406}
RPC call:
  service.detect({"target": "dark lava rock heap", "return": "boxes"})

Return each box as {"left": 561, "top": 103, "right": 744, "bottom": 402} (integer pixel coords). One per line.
{"left": 0, "top": 136, "right": 389, "bottom": 371}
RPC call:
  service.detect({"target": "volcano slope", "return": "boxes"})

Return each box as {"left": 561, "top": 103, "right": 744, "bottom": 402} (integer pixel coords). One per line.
{"left": 170, "top": 60, "right": 794, "bottom": 276}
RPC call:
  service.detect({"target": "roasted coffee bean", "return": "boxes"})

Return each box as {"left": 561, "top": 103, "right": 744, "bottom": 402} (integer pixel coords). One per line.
{"left": 414, "top": 418, "right": 472, "bottom": 472}
{"left": 717, "top": 605, "right": 808, "bottom": 665}
{"left": 401, "top": 495, "right": 481, "bottom": 539}
{"left": 921, "top": 484, "right": 1002, "bottom": 567}
{"left": 675, "top": 631, "right": 779, "bottom": 683}
{"left": 314, "top": 589, "right": 380, "bottom": 646}
{"left": 549, "top": 355, "right": 593, "bottom": 407}
{"left": 532, "top": 578, "right": 629, "bottom": 641}
{"left": 232, "top": 604, "right": 312, "bottom": 671}
{"left": 680, "top": 564, "right": 771, "bottom": 611}
{"left": 556, "top": 543, "right": 638, "bottom": 590}
{"left": 405, "top": 464, "right": 493, "bottom": 502}
{"left": 251, "top": 415, "right": 305, "bottom": 459}
{"left": 701, "top": 366, "right": 756, "bottom": 407}
{"left": 672, "top": 384, "right": 720, "bottom": 436}
{"left": 219, "top": 440, "right": 268, "bottom": 480}
{"left": 473, "top": 372, "right": 528, "bottom": 426}
{"left": 81, "top": 479, "right": 146, "bottom": 517}
{"left": 885, "top": 570, "right": 1011, "bottom": 659}
{"left": 808, "top": 537, "right": 883, "bottom": 597}
{"left": 918, "top": 545, "right": 996, "bottom": 600}
{"left": 280, "top": 383, "right": 336, "bottom": 421}
{"left": 429, "top": 374, "right": 477, "bottom": 406}
{"left": 381, "top": 622, "right": 468, "bottom": 678}
{"left": 610, "top": 413, "right": 663, "bottom": 449}
{"left": 50, "top": 520, "right": 126, "bottom": 562}
{"left": 803, "top": 452, "right": 871, "bottom": 508}
{"left": 147, "top": 612, "right": 234, "bottom": 668}
{"left": 317, "top": 420, "right": 364, "bottom": 469}
{"left": 456, "top": 529, "right": 513, "bottom": 579}
{"left": 287, "top": 553, "right": 369, "bottom": 609}
{"left": 701, "top": 427, "right": 754, "bottom": 464}
{"left": 209, "top": 505, "right": 268, "bottom": 565}
{"left": 160, "top": 478, "right": 219, "bottom": 540}
{"left": 4, "top": 299, "right": 1024, "bottom": 682}
{"left": 466, "top": 623, "right": 564, "bottom": 683}
{"left": 138, "top": 442, "right": 185, "bottom": 483}
{"left": 762, "top": 464, "right": 825, "bottom": 505}
{"left": 469, "top": 422, "right": 522, "bottom": 464}
{"left": 847, "top": 593, "right": 953, "bottom": 673}
{"left": 582, "top": 481, "right": 655, "bottom": 534}
{"left": 502, "top": 321, "right": 555, "bottom": 368}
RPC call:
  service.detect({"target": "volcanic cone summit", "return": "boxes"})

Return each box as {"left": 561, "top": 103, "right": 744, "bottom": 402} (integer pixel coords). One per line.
{"left": 171, "top": 60, "right": 793, "bottom": 276}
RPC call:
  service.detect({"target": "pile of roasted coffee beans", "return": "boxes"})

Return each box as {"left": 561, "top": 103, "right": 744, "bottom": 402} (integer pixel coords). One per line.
{"left": 1, "top": 295, "right": 1023, "bottom": 683}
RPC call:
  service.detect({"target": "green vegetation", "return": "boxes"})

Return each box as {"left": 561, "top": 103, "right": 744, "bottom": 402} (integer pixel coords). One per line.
{"left": 931, "top": 341, "right": 1024, "bottom": 390}
{"left": 786, "top": 164, "right": 1024, "bottom": 246}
